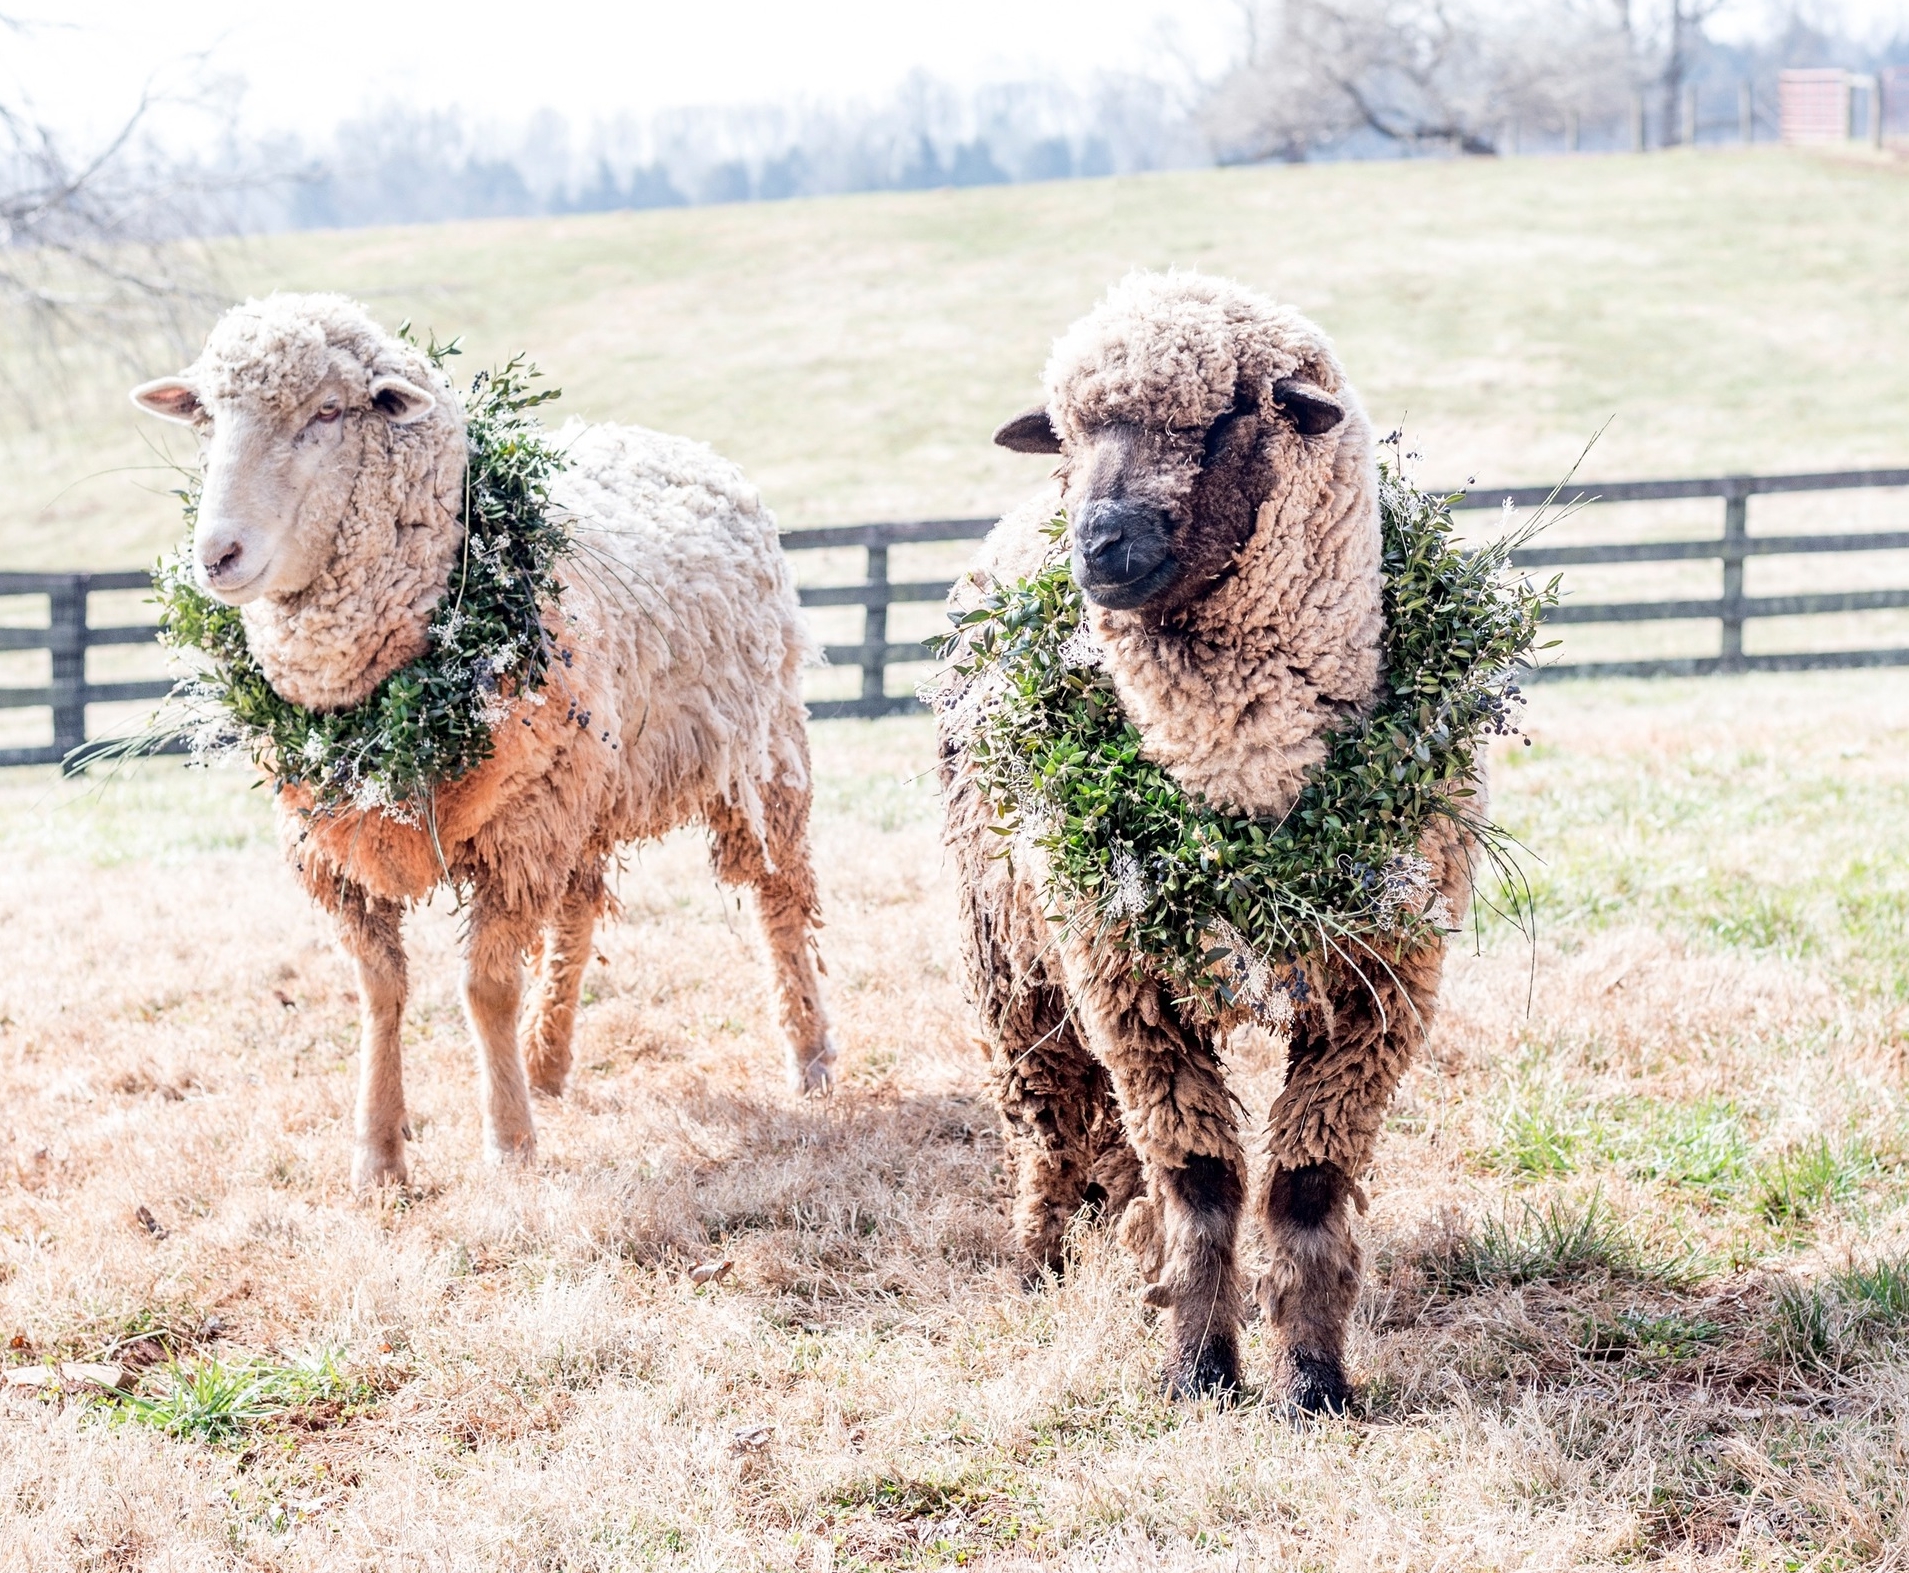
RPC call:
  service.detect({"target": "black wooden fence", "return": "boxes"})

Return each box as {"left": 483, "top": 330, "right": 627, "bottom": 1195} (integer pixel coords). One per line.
{"left": 791, "top": 465, "right": 1909, "bottom": 716}
{"left": 0, "top": 571, "right": 175, "bottom": 768}
{"left": 3, "top": 465, "right": 1907, "bottom": 762}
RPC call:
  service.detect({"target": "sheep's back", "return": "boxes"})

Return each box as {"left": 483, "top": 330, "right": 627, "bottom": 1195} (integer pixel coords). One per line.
{"left": 549, "top": 420, "right": 814, "bottom": 845}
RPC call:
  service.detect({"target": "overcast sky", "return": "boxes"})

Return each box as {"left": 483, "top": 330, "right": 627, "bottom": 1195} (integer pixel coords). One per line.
{"left": 6, "top": 1, "right": 1240, "bottom": 142}
{"left": 5, "top": 0, "right": 1905, "bottom": 145}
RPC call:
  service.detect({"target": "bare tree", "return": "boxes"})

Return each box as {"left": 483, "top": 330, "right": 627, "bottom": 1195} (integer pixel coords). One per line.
{"left": 1655, "top": 0, "right": 1730, "bottom": 145}
{"left": 0, "top": 15, "right": 248, "bottom": 399}
{"left": 1204, "top": 0, "right": 1634, "bottom": 161}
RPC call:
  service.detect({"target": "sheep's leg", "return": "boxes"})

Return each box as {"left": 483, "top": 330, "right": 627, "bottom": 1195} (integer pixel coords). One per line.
{"left": 706, "top": 777, "right": 836, "bottom": 1093}
{"left": 1259, "top": 940, "right": 1446, "bottom": 1414}
{"left": 336, "top": 886, "right": 410, "bottom": 1190}
{"left": 944, "top": 759, "right": 1141, "bottom": 1272}
{"left": 522, "top": 863, "right": 605, "bottom": 1097}
{"left": 461, "top": 893, "right": 540, "bottom": 1167}
{"left": 1071, "top": 974, "right": 1246, "bottom": 1400}
{"left": 985, "top": 985, "right": 1141, "bottom": 1275}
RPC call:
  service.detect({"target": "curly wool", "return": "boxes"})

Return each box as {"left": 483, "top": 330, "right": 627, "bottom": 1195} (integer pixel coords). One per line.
{"left": 285, "top": 420, "right": 816, "bottom": 930}
{"left": 1024, "top": 270, "right": 1384, "bottom": 819}
{"left": 203, "top": 295, "right": 471, "bottom": 714}
{"left": 1044, "top": 269, "right": 1346, "bottom": 441}
{"left": 175, "top": 295, "right": 814, "bottom": 930}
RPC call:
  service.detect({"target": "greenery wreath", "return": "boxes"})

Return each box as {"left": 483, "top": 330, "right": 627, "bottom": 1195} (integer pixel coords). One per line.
{"left": 149, "top": 335, "right": 571, "bottom": 820}
{"left": 928, "top": 462, "right": 1558, "bottom": 1017}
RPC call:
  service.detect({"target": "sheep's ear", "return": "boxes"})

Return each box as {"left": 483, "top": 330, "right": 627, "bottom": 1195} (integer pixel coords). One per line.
{"left": 993, "top": 407, "right": 1062, "bottom": 454}
{"left": 1271, "top": 378, "right": 1344, "bottom": 437}
{"left": 130, "top": 377, "right": 204, "bottom": 424}
{"left": 369, "top": 374, "right": 436, "bottom": 425}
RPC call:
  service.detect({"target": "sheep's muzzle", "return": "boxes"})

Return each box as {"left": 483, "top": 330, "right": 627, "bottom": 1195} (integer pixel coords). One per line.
{"left": 1071, "top": 497, "right": 1182, "bottom": 610}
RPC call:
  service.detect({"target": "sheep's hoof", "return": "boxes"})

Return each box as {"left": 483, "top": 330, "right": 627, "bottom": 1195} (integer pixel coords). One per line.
{"left": 352, "top": 1143, "right": 408, "bottom": 1193}
{"left": 483, "top": 1130, "right": 537, "bottom": 1169}
{"left": 1161, "top": 1337, "right": 1240, "bottom": 1403}
{"left": 1285, "top": 1350, "right": 1352, "bottom": 1416}
{"left": 789, "top": 1033, "right": 837, "bottom": 1095}
{"left": 523, "top": 1034, "right": 571, "bottom": 1097}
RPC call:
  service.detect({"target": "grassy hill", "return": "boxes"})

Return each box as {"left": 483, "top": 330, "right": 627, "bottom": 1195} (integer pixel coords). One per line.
{"left": 6, "top": 146, "right": 1909, "bottom": 571}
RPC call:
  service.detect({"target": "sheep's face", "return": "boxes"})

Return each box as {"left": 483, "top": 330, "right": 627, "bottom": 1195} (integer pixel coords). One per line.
{"left": 130, "top": 363, "right": 437, "bottom": 606}
{"left": 995, "top": 379, "right": 1345, "bottom": 616}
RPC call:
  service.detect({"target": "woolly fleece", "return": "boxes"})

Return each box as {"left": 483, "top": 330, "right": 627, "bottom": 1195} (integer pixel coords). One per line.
{"left": 939, "top": 271, "right": 1470, "bottom": 1407}
{"left": 1044, "top": 270, "right": 1383, "bottom": 819}
{"left": 159, "top": 295, "right": 834, "bottom": 1178}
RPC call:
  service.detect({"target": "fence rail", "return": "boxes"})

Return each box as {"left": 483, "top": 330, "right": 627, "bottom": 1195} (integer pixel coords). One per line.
{"left": 3, "top": 466, "right": 1908, "bottom": 762}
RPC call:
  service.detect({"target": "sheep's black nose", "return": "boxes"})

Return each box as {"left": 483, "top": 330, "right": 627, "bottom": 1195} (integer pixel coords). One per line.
{"left": 1071, "top": 498, "right": 1180, "bottom": 609}
{"left": 1075, "top": 499, "right": 1170, "bottom": 580}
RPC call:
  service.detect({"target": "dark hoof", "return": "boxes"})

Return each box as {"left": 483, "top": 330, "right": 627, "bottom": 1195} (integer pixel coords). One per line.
{"left": 1287, "top": 1350, "right": 1351, "bottom": 1416}
{"left": 1162, "top": 1339, "right": 1241, "bottom": 1402}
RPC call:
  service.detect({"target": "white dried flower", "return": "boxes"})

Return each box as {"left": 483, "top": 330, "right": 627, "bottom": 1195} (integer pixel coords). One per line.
{"left": 1105, "top": 846, "right": 1151, "bottom": 920}
{"left": 1057, "top": 621, "right": 1104, "bottom": 671}
{"left": 1371, "top": 851, "right": 1455, "bottom": 932}
{"left": 1210, "top": 919, "right": 1297, "bottom": 1028}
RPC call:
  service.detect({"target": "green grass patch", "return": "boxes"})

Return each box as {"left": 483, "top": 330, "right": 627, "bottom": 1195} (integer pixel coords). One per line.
{"left": 1577, "top": 1306, "right": 1726, "bottom": 1365}
{"left": 1485, "top": 1080, "right": 1754, "bottom": 1203}
{"left": 1764, "top": 1256, "right": 1909, "bottom": 1374}
{"left": 1487, "top": 1077, "right": 1586, "bottom": 1179}
{"left": 1755, "top": 1135, "right": 1883, "bottom": 1229}
{"left": 109, "top": 1350, "right": 376, "bottom": 1447}
{"left": 1421, "top": 1191, "right": 1681, "bottom": 1295}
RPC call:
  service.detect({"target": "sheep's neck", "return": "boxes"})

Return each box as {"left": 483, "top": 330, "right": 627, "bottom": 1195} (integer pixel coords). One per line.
{"left": 241, "top": 466, "right": 466, "bottom": 715}
{"left": 1089, "top": 486, "right": 1384, "bottom": 821}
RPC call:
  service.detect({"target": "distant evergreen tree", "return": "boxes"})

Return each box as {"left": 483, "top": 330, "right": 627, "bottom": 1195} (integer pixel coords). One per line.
{"left": 898, "top": 134, "right": 946, "bottom": 189}
{"left": 571, "top": 158, "right": 626, "bottom": 213}
{"left": 457, "top": 158, "right": 536, "bottom": 218}
{"left": 1021, "top": 137, "right": 1073, "bottom": 181}
{"left": 625, "top": 164, "right": 687, "bottom": 209}
{"left": 757, "top": 149, "right": 810, "bottom": 201}
{"left": 949, "top": 140, "right": 1009, "bottom": 185}
{"left": 699, "top": 160, "right": 753, "bottom": 204}
{"left": 1079, "top": 137, "right": 1115, "bottom": 177}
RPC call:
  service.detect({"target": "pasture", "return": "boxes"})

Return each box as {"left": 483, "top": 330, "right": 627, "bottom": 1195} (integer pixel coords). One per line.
{"left": 6, "top": 148, "right": 1909, "bottom": 1567}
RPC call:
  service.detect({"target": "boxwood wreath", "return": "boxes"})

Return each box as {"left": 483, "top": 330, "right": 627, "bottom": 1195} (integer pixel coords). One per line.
{"left": 927, "top": 463, "right": 1558, "bottom": 1019}
{"left": 148, "top": 333, "right": 570, "bottom": 820}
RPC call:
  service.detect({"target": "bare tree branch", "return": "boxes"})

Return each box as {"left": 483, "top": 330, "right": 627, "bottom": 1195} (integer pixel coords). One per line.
{"left": 0, "top": 42, "right": 258, "bottom": 412}
{"left": 1203, "top": 0, "right": 1635, "bottom": 163}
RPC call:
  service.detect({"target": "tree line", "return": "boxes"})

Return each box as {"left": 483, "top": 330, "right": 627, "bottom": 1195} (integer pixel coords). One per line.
{"left": 2, "top": 1, "right": 1905, "bottom": 381}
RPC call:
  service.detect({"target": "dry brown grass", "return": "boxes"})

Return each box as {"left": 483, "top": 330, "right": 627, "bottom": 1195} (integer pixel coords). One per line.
{"left": 7, "top": 677, "right": 1909, "bottom": 1569}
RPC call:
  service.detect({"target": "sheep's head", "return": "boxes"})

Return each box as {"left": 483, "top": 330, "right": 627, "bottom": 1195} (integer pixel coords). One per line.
{"left": 996, "top": 271, "right": 1360, "bottom": 617}
{"left": 131, "top": 293, "right": 461, "bottom": 606}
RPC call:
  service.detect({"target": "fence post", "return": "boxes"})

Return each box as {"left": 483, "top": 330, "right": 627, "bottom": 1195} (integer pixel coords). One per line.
{"left": 1630, "top": 92, "right": 1646, "bottom": 152}
{"left": 862, "top": 543, "right": 888, "bottom": 709}
{"left": 1719, "top": 481, "right": 1749, "bottom": 671}
{"left": 1683, "top": 84, "right": 1699, "bottom": 146}
{"left": 1740, "top": 81, "right": 1754, "bottom": 143}
{"left": 48, "top": 574, "right": 87, "bottom": 770}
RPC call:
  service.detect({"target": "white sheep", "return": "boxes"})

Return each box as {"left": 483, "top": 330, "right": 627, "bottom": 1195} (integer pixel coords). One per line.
{"left": 132, "top": 293, "right": 836, "bottom": 1188}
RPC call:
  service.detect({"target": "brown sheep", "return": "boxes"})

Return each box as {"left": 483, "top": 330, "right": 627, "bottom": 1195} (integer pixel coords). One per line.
{"left": 937, "top": 271, "right": 1472, "bottom": 1410}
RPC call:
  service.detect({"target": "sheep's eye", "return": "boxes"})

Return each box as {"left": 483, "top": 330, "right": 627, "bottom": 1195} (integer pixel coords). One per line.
{"left": 311, "top": 403, "right": 343, "bottom": 425}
